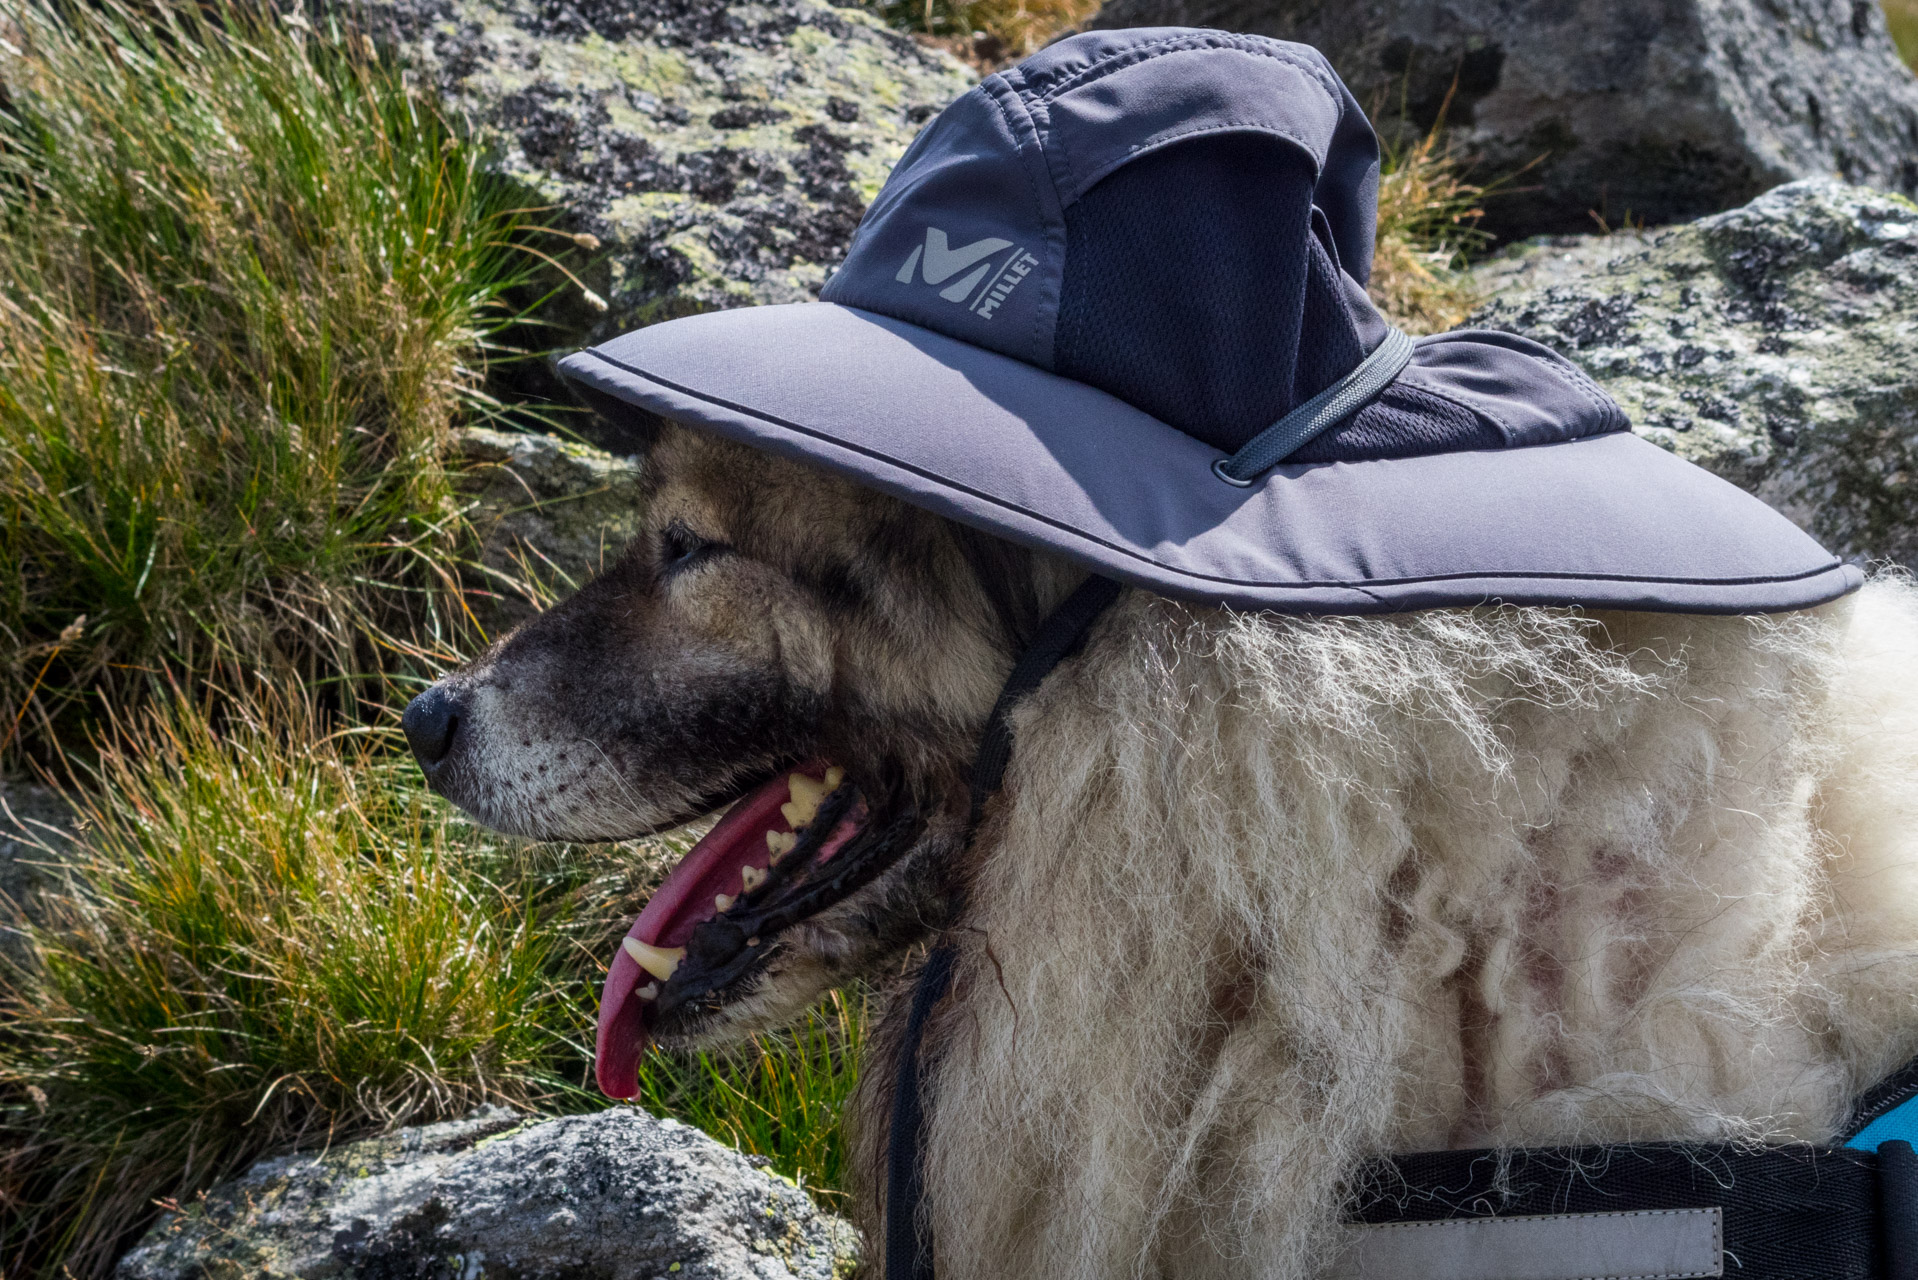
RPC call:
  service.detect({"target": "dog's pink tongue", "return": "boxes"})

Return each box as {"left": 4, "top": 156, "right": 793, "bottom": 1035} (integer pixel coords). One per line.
{"left": 595, "top": 951, "right": 650, "bottom": 1099}
{"left": 594, "top": 771, "right": 805, "bottom": 1099}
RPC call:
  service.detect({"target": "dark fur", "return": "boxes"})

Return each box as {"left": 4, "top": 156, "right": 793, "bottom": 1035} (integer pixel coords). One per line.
{"left": 419, "top": 422, "right": 1081, "bottom": 1076}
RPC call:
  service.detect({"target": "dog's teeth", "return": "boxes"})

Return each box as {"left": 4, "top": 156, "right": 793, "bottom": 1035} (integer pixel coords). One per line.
{"left": 741, "top": 865, "right": 767, "bottom": 891}
{"left": 824, "top": 765, "right": 845, "bottom": 790}
{"left": 783, "top": 773, "right": 825, "bottom": 828}
{"left": 714, "top": 893, "right": 734, "bottom": 912}
{"left": 789, "top": 772, "right": 826, "bottom": 810}
{"left": 637, "top": 982, "right": 659, "bottom": 1001}
{"left": 622, "top": 937, "right": 684, "bottom": 983}
{"left": 766, "top": 830, "right": 797, "bottom": 862}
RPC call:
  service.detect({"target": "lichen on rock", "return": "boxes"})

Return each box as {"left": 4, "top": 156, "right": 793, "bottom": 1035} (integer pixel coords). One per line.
{"left": 1469, "top": 180, "right": 1918, "bottom": 566}
{"left": 368, "top": 0, "right": 973, "bottom": 335}
{"left": 115, "top": 1105, "right": 860, "bottom": 1280}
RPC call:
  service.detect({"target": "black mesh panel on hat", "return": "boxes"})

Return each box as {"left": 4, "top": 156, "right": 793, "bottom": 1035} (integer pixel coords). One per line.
{"left": 1054, "top": 131, "right": 1513, "bottom": 465}
{"left": 1053, "top": 133, "right": 1324, "bottom": 453}
{"left": 1291, "top": 236, "right": 1368, "bottom": 405}
{"left": 1290, "top": 382, "right": 1502, "bottom": 463}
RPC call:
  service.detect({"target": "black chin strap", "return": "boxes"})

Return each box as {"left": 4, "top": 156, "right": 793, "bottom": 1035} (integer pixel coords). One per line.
{"left": 884, "top": 574, "right": 1123, "bottom": 1280}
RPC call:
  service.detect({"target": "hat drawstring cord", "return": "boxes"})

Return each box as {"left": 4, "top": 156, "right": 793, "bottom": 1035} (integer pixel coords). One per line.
{"left": 1212, "top": 327, "right": 1417, "bottom": 487}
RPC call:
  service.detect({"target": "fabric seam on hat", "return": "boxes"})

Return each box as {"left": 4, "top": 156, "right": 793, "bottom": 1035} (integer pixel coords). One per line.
{"left": 1414, "top": 383, "right": 1514, "bottom": 445}
{"left": 1406, "top": 337, "right": 1519, "bottom": 443}
{"left": 1027, "top": 41, "right": 1342, "bottom": 200}
{"left": 1411, "top": 331, "right": 1631, "bottom": 443}
{"left": 569, "top": 346, "right": 1847, "bottom": 593}
{"left": 1480, "top": 330, "right": 1630, "bottom": 433}
{"left": 1062, "top": 117, "right": 1329, "bottom": 208}
{"left": 1023, "top": 32, "right": 1342, "bottom": 109}
{"left": 852, "top": 85, "right": 989, "bottom": 232}
{"left": 980, "top": 76, "right": 1061, "bottom": 368}
{"left": 1553, "top": 356, "right": 1632, "bottom": 432}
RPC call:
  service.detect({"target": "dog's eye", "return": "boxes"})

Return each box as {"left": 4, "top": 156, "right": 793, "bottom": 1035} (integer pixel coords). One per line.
{"left": 658, "top": 521, "right": 724, "bottom": 576}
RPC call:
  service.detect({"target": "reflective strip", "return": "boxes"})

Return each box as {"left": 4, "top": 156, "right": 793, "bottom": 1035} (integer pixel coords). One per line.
{"left": 1328, "top": 1207, "right": 1723, "bottom": 1280}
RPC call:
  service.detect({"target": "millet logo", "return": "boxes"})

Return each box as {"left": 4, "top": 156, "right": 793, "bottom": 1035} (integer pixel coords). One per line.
{"left": 896, "top": 227, "right": 1040, "bottom": 320}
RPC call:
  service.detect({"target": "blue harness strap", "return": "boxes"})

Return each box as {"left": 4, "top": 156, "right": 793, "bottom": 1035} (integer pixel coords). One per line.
{"left": 1852, "top": 1068, "right": 1918, "bottom": 1280}
{"left": 1848, "top": 1061, "right": 1918, "bottom": 1153}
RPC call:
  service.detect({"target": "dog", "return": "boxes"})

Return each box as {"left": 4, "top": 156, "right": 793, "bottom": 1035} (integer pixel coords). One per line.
{"left": 412, "top": 418, "right": 1918, "bottom": 1279}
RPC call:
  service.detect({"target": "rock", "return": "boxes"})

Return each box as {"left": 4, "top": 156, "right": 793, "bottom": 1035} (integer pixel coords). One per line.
{"left": 1467, "top": 179, "right": 1918, "bottom": 566}
{"left": 1088, "top": 0, "right": 1918, "bottom": 238}
{"left": 369, "top": 0, "right": 973, "bottom": 335}
{"left": 0, "top": 776, "right": 70, "bottom": 956}
{"left": 452, "top": 426, "right": 647, "bottom": 628}
{"left": 116, "top": 1105, "right": 859, "bottom": 1280}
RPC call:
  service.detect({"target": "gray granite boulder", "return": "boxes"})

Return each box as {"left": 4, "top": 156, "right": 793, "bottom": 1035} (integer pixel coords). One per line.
{"left": 1467, "top": 179, "right": 1918, "bottom": 566}
{"left": 1089, "top": 0, "right": 1918, "bottom": 238}
{"left": 116, "top": 1105, "right": 859, "bottom": 1280}
{"left": 371, "top": 0, "right": 972, "bottom": 336}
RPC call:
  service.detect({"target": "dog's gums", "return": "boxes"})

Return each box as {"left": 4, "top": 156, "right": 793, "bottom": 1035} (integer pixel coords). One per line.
{"left": 595, "top": 763, "right": 867, "bottom": 1098}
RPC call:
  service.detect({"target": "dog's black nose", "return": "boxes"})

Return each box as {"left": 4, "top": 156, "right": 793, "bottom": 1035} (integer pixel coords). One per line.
{"left": 402, "top": 686, "right": 461, "bottom": 769}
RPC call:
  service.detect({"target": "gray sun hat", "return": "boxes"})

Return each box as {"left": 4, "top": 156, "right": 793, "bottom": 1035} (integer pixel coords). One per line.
{"left": 558, "top": 27, "right": 1861, "bottom": 615}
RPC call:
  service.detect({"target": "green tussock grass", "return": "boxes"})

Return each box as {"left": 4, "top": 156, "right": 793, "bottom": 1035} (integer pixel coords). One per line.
{"left": 1887, "top": 0, "right": 1918, "bottom": 67}
{"left": 0, "top": 694, "right": 599, "bottom": 1276}
{"left": 0, "top": 0, "right": 540, "bottom": 765}
{"left": 0, "top": 1, "right": 866, "bottom": 1273}
{"left": 0, "top": 689, "right": 866, "bottom": 1276}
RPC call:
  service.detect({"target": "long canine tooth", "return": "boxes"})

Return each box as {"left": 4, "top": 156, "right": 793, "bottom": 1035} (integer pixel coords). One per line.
{"left": 741, "top": 865, "right": 767, "bottom": 892}
{"left": 824, "top": 765, "right": 845, "bottom": 790}
{"left": 782, "top": 772, "right": 826, "bottom": 828}
{"left": 637, "top": 982, "right": 660, "bottom": 1001}
{"left": 766, "top": 830, "right": 797, "bottom": 863}
{"left": 622, "top": 937, "right": 685, "bottom": 983}
{"left": 714, "top": 893, "right": 734, "bottom": 913}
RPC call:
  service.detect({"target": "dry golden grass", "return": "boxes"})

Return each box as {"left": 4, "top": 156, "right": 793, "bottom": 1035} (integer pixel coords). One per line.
{"left": 879, "top": 0, "right": 1098, "bottom": 68}
{"left": 1370, "top": 129, "right": 1491, "bottom": 334}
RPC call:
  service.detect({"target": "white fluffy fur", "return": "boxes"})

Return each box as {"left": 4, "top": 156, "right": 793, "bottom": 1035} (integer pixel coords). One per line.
{"left": 910, "top": 578, "right": 1918, "bottom": 1279}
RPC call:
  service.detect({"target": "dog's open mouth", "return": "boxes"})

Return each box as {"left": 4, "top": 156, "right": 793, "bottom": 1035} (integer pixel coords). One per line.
{"left": 596, "top": 762, "right": 874, "bottom": 1098}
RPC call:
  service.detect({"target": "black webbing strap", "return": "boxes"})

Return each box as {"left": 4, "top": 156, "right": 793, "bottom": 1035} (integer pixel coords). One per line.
{"left": 1883, "top": 1140, "right": 1918, "bottom": 1280}
{"left": 1349, "top": 1140, "right": 1896, "bottom": 1279}
{"left": 884, "top": 574, "right": 1123, "bottom": 1280}
{"left": 963, "top": 574, "right": 1124, "bottom": 829}
{"left": 883, "top": 944, "right": 955, "bottom": 1280}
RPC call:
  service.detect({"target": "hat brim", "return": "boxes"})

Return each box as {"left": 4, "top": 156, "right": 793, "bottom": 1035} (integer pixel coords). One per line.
{"left": 557, "top": 303, "right": 1860, "bottom": 615}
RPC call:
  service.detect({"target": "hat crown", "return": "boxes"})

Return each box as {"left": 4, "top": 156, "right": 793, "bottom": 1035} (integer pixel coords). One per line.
{"left": 821, "top": 30, "right": 1391, "bottom": 449}
{"left": 561, "top": 33, "right": 1855, "bottom": 618}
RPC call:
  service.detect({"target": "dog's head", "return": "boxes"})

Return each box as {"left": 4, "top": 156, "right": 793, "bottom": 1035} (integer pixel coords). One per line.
{"left": 406, "top": 419, "right": 1079, "bottom": 1093}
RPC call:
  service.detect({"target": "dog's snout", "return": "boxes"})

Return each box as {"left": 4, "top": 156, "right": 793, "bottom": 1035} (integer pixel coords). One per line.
{"left": 402, "top": 685, "right": 461, "bottom": 770}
